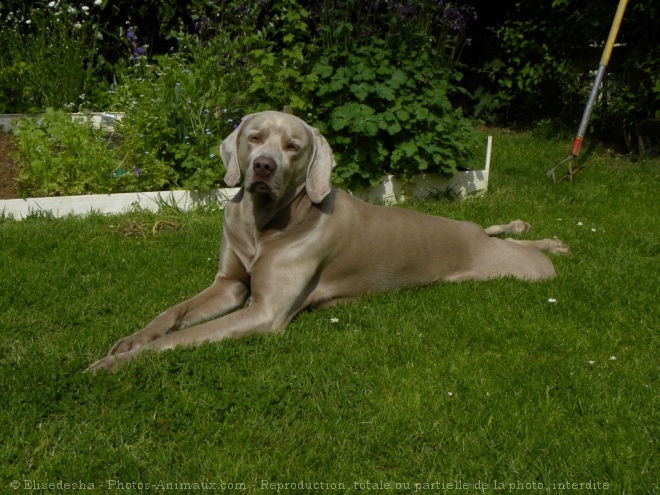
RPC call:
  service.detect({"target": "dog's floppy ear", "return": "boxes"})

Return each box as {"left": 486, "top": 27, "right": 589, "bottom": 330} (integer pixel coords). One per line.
{"left": 220, "top": 114, "right": 254, "bottom": 187}
{"left": 306, "top": 127, "right": 336, "bottom": 204}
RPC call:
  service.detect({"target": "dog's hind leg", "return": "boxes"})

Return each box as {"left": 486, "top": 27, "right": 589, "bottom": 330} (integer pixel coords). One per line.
{"left": 484, "top": 219, "right": 531, "bottom": 236}
{"left": 504, "top": 238, "right": 570, "bottom": 254}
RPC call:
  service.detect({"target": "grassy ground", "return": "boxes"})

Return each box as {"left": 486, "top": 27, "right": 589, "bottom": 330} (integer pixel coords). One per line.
{"left": 1, "top": 130, "right": 658, "bottom": 494}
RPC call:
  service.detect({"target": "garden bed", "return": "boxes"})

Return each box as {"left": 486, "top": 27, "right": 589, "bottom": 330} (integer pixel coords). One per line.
{"left": 0, "top": 130, "right": 492, "bottom": 219}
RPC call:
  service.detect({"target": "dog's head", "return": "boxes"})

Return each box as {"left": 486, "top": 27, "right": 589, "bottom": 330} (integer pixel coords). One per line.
{"left": 220, "top": 111, "right": 336, "bottom": 204}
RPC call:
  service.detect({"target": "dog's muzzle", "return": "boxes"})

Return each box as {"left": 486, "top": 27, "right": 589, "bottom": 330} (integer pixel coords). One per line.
{"left": 252, "top": 156, "right": 277, "bottom": 180}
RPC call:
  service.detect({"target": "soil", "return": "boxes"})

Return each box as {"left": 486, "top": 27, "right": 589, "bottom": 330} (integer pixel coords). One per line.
{"left": 0, "top": 133, "right": 20, "bottom": 199}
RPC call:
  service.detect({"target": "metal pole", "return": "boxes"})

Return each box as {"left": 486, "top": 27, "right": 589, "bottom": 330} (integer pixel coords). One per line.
{"left": 571, "top": 0, "right": 629, "bottom": 158}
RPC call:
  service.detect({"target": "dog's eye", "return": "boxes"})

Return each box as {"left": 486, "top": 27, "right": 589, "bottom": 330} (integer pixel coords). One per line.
{"left": 286, "top": 143, "right": 301, "bottom": 152}
{"left": 248, "top": 135, "right": 261, "bottom": 144}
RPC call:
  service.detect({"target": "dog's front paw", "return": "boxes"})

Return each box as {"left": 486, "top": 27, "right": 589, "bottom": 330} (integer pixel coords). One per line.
{"left": 109, "top": 332, "right": 157, "bottom": 355}
{"left": 84, "top": 349, "right": 142, "bottom": 374}
{"left": 84, "top": 355, "right": 120, "bottom": 374}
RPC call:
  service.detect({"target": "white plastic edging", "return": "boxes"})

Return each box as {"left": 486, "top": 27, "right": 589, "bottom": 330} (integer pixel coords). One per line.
{"left": 0, "top": 189, "right": 240, "bottom": 220}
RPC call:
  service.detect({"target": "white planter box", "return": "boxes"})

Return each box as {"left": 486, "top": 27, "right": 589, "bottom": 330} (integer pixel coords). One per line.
{"left": 0, "top": 169, "right": 488, "bottom": 220}
{"left": 349, "top": 168, "right": 489, "bottom": 204}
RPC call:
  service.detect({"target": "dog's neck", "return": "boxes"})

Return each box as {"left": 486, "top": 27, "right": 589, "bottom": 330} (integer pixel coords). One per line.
{"left": 243, "top": 183, "right": 309, "bottom": 232}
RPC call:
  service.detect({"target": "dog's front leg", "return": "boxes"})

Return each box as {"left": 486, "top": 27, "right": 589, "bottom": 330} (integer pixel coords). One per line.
{"left": 85, "top": 255, "right": 319, "bottom": 373}
{"left": 85, "top": 295, "right": 295, "bottom": 373}
{"left": 84, "top": 276, "right": 248, "bottom": 373}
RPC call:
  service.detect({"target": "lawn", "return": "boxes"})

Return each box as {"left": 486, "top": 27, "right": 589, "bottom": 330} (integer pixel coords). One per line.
{"left": 1, "top": 130, "right": 658, "bottom": 494}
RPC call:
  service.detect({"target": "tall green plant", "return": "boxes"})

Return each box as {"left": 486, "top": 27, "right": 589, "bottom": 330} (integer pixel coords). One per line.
{"left": 0, "top": 1, "right": 105, "bottom": 113}
{"left": 110, "top": 52, "right": 233, "bottom": 191}
{"left": 110, "top": 0, "right": 320, "bottom": 191}
{"left": 312, "top": 40, "right": 477, "bottom": 186}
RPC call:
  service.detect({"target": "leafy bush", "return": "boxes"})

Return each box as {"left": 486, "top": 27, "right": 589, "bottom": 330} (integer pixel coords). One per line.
{"left": 307, "top": 0, "right": 479, "bottom": 187}
{"left": 13, "top": 109, "right": 170, "bottom": 196}
{"left": 107, "top": 0, "right": 320, "bottom": 191}
{"left": 110, "top": 53, "right": 233, "bottom": 191}
{"left": 312, "top": 39, "right": 477, "bottom": 186}
{"left": 109, "top": 0, "right": 480, "bottom": 190}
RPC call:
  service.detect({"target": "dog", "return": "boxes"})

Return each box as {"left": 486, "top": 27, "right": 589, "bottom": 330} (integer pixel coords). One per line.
{"left": 86, "top": 111, "right": 569, "bottom": 372}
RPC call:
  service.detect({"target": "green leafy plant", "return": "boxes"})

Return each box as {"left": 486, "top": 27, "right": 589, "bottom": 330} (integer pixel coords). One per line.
{"left": 110, "top": 52, "right": 231, "bottom": 192}
{"left": 312, "top": 40, "right": 477, "bottom": 187}
{"left": 13, "top": 108, "right": 170, "bottom": 196}
{"left": 243, "top": 1, "right": 318, "bottom": 113}
{"left": 108, "top": 0, "right": 320, "bottom": 192}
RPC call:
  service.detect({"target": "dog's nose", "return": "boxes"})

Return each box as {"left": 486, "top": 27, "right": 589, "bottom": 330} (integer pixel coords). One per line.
{"left": 253, "top": 156, "right": 277, "bottom": 178}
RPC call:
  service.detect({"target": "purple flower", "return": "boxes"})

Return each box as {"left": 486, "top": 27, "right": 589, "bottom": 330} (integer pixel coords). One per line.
{"left": 133, "top": 168, "right": 142, "bottom": 178}
{"left": 127, "top": 30, "right": 134, "bottom": 40}
{"left": 135, "top": 47, "right": 144, "bottom": 55}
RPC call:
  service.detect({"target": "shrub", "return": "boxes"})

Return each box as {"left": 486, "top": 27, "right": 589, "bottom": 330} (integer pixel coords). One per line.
{"left": 110, "top": 52, "right": 232, "bottom": 191}
{"left": 108, "top": 0, "right": 319, "bottom": 191}
{"left": 311, "top": 39, "right": 477, "bottom": 187}
{"left": 307, "top": 0, "right": 480, "bottom": 187}
{"left": 7, "top": 0, "right": 482, "bottom": 195}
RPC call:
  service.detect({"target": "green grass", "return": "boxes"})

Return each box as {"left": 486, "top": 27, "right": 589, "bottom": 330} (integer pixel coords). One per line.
{"left": 1, "top": 130, "right": 658, "bottom": 494}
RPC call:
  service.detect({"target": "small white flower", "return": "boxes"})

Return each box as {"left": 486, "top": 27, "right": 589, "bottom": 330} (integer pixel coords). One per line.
{"left": 447, "top": 392, "right": 454, "bottom": 397}
{"left": 48, "top": 1, "right": 57, "bottom": 7}
{"left": 548, "top": 298, "right": 557, "bottom": 303}
{"left": 591, "top": 228, "right": 597, "bottom": 232}
{"left": 82, "top": 6, "right": 89, "bottom": 11}
{"left": 330, "top": 318, "right": 339, "bottom": 323}
{"left": 94, "top": 0, "right": 102, "bottom": 5}
{"left": 25, "top": 19, "right": 32, "bottom": 24}
{"left": 577, "top": 222, "right": 583, "bottom": 226}
{"left": 588, "top": 360, "right": 595, "bottom": 365}
{"left": 610, "top": 356, "right": 617, "bottom": 361}
{"left": 74, "top": 22, "right": 82, "bottom": 29}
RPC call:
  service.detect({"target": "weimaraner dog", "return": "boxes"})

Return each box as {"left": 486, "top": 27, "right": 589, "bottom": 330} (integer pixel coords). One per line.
{"left": 87, "top": 111, "right": 569, "bottom": 372}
